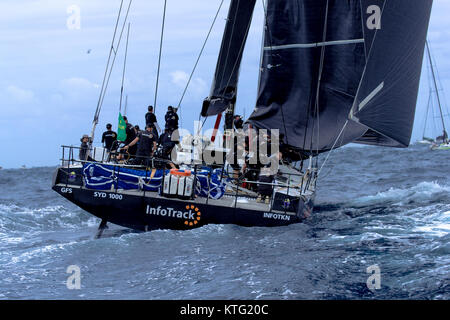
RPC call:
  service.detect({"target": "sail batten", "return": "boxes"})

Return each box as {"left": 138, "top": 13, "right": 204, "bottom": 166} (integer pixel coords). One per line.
{"left": 358, "top": 81, "right": 384, "bottom": 112}
{"left": 351, "top": 0, "right": 433, "bottom": 148}
{"left": 246, "top": 0, "right": 433, "bottom": 153}
{"left": 248, "top": 0, "right": 368, "bottom": 154}
{"left": 264, "top": 38, "right": 365, "bottom": 51}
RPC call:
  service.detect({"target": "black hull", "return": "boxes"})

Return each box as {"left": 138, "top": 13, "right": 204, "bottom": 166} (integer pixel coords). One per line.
{"left": 52, "top": 167, "right": 313, "bottom": 232}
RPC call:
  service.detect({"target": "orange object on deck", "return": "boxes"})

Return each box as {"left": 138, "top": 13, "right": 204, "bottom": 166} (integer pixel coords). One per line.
{"left": 170, "top": 169, "right": 192, "bottom": 176}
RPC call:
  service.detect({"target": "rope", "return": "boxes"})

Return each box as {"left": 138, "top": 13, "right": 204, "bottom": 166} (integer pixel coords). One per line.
{"left": 309, "top": 0, "right": 329, "bottom": 157}
{"left": 154, "top": 0, "right": 168, "bottom": 113}
{"left": 219, "top": 0, "right": 255, "bottom": 110}
{"left": 177, "top": 0, "right": 225, "bottom": 127}
{"left": 260, "top": 0, "right": 289, "bottom": 145}
{"left": 177, "top": 0, "right": 225, "bottom": 110}
{"left": 218, "top": 0, "right": 241, "bottom": 95}
{"left": 92, "top": 0, "right": 124, "bottom": 125}
{"left": 97, "top": 0, "right": 133, "bottom": 117}
{"left": 198, "top": 0, "right": 253, "bottom": 131}
{"left": 318, "top": 120, "right": 348, "bottom": 176}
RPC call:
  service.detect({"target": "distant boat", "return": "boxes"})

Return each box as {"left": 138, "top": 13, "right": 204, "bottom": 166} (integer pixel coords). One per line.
{"left": 420, "top": 41, "right": 449, "bottom": 149}
{"left": 21, "top": 165, "right": 26, "bottom": 169}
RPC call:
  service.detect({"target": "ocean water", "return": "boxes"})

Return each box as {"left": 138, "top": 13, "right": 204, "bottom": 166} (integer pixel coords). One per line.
{"left": 0, "top": 144, "right": 448, "bottom": 300}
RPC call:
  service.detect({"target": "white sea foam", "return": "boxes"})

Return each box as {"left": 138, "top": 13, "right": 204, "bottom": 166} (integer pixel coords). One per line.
{"left": 9, "top": 241, "right": 77, "bottom": 265}
{"left": 353, "top": 181, "right": 450, "bottom": 207}
{"left": 0, "top": 203, "right": 94, "bottom": 231}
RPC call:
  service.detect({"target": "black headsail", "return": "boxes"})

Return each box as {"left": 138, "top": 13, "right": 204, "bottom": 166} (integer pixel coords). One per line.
{"left": 351, "top": 0, "right": 433, "bottom": 147}
{"left": 248, "top": 0, "right": 368, "bottom": 156}
{"left": 201, "top": 0, "right": 257, "bottom": 117}
{"left": 248, "top": 0, "right": 433, "bottom": 155}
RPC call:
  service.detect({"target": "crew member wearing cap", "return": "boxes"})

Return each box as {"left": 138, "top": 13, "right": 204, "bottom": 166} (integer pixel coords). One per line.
{"left": 101, "top": 124, "right": 117, "bottom": 152}
{"left": 145, "top": 106, "right": 161, "bottom": 139}
{"left": 124, "top": 124, "right": 157, "bottom": 166}
{"left": 79, "top": 134, "right": 91, "bottom": 161}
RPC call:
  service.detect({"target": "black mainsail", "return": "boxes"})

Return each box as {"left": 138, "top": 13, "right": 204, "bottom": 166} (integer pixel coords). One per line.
{"left": 246, "top": 0, "right": 433, "bottom": 153}
{"left": 201, "top": 0, "right": 257, "bottom": 117}
{"left": 248, "top": 0, "right": 368, "bottom": 155}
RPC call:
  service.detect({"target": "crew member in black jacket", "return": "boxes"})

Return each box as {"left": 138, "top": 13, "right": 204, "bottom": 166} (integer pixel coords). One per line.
{"left": 124, "top": 125, "right": 158, "bottom": 166}
{"left": 101, "top": 123, "right": 117, "bottom": 151}
{"left": 145, "top": 106, "right": 161, "bottom": 139}
{"left": 123, "top": 116, "right": 137, "bottom": 157}
{"left": 164, "top": 106, "right": 179, "bottom": 133}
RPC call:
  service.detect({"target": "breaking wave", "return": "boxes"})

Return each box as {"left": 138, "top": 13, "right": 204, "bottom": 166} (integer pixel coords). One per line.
{"left": 0, "top": 204, "right": 98, "bottom": 232}
{"left": 352, "top": 181, "right": 450, "bottom": 207}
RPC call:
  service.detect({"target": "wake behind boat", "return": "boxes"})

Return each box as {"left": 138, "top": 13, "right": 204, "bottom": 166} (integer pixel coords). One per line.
{"left": 53, "top": 0, "right": 433, "bottom": 235}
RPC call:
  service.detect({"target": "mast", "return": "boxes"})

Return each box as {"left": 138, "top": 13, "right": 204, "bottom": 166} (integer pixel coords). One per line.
{"left": 154, "top": 0, "right": 167, "bottom": 113}
{"left": 422, "top": 90, "right": 432, "bottom": 139}
{"left": 90, "top": 0, "right": 132, "bottom": 145}
{"left": 124, "top": 95, "right": 128, "bottom": 116}
{"left": 426, "top": 41, "right": 447, "bottom": 139}
{"left": 119, "top": 23, "right": 131, "bottom": 115}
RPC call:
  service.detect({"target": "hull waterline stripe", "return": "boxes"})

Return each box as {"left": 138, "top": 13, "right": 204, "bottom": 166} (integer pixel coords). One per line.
{"left": 264, "top": 39, "right": 364, "bottom": 51}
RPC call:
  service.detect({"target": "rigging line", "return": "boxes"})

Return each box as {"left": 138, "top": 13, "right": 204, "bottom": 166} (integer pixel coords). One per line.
{"left": 251, "top": 0, "right": 267, "bottom": 118}
{"left": 428, "top": 41, "right": 450, "bottom": 119}
{"left": 318, "top": 120, "right": 348, "bottom": 176}
{"left": 199, "top": 0, "right": 251, "bottom": 124}
{"left": 313, "top": 0, "right": 329, "bottom": 158}
{"left": 300, "top": 86, "right": 314, "bottom": 170}
{"left": 119, "top": 23, "right": 131, "bottom": 114}
{"left": 154, "top": 0, "right": 168, "bottom": 113}
{"left": 261, "top": 0, "right": 274, "bottom": 51}
{"left": 422, "top": 89, "right": 432, "bottom": 138}
{"left": 92, "top": 0, "right": 124, "bottom": 125}
{"left": 260, "top": 0, "right": 289, "bottom": 145}
{"left": 317, "top": 121, "right": 347, "bottom": 180}
{"left": 177, "top": 0, "right": 225, "bottom": 112}
{"left": 97, "top": 0, "right": 133, "bottom": 119}
{"left": 218, "top": 0, "right": 241, "bottom": 96}
{"left": 222, "top": 3, "right": 253, "bottom": 97}
{"left": 426, "top": 41, "right": 447, "bottom": 136}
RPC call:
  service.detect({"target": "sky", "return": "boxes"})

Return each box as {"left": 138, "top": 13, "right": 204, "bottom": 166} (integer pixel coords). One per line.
{"left": 0, "top": 0, "right": 450, "bottom": 168}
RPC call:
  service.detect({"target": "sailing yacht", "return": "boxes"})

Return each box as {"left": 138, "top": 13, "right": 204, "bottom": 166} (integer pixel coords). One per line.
{"left": 52, "top": 0, "right": 433, "bottom": 234}
{"left": 419, "top": 41, "right": 450, "bottom": 150}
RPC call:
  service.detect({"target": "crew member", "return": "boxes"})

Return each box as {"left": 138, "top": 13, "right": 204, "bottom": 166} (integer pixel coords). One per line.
{"left": 101, "top": 124, "right": 117, "bottom": 151}
{"left": 234, "top": 115, "right": 244, "bottom": 130}
{"left": 123, "top": 116, "right": 137, "bottom": 157}
{"left": 164, "top": 106, "right": 179, "bottom": 133}
{"left": 145, "top": 106, "right": 161, "bottom": 139}
{"left": 79, "top": 134, "right": 91, "bottom": 161}
{"left": 134, "top": 125, "right": 141, "bottom": 135}
{"left": 158, "top": 128, "right": 178, "bottom": 169}
{"left": 437, "top": 130, "right": 448, "bottom": 143}
{"left": 124, "top": 124, "right": 157, "bottom": 166}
